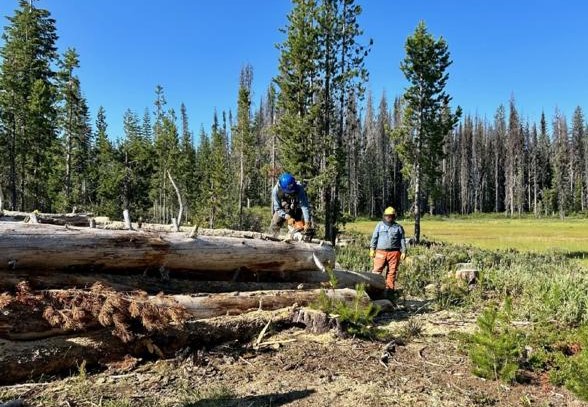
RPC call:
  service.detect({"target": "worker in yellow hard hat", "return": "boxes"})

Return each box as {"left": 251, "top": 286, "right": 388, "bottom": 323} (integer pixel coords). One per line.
{"left": 369, "top": 206, "right": 407, "bottom": 295}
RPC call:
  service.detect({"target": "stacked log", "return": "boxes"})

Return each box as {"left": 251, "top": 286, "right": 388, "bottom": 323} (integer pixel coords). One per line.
{"left": 0, "top": 220, "right": 384, "bottom": 384}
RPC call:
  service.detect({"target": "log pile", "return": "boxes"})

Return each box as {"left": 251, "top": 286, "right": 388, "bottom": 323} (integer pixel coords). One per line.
{"left": 0, "top": 214, "right": 385, "bottom": 384}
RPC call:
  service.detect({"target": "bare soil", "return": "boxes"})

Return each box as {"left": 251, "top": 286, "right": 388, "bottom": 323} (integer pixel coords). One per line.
{"left": 1, "top": 302, "right": 586, "bottom": 407}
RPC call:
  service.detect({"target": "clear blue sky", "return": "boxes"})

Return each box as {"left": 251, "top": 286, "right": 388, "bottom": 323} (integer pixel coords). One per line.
{"left": 1, "top": 0, "right": 587, "bottom": 141}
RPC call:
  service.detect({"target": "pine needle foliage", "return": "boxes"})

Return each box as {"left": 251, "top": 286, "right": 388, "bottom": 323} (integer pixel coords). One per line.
{"left": 311, "top": 280, "right": 380, "bottom": 338}
{"left": 469, "top": 298, "right": 522, "bottom": 382}
{"left": 1, "top": 281, "right": 188, "bottom": 343}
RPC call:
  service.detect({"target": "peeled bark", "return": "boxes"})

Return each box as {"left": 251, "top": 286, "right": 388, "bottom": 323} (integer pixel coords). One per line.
{"left": 0, "top": 222, "right": 335, "bottom": 274}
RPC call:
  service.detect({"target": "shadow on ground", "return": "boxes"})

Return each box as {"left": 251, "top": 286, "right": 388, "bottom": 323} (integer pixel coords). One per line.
{"left": 183, "top": 389, "right": 316, "bottom": 407}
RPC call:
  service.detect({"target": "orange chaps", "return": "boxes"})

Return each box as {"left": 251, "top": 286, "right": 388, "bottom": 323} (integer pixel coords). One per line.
{"left": 372, "top": 250, "right": 401, "bottom": 290}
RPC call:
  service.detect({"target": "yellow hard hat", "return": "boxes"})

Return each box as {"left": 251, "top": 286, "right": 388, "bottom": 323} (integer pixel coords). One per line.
{"left": 383, "top": 207, "right": 396, "bottom": 216}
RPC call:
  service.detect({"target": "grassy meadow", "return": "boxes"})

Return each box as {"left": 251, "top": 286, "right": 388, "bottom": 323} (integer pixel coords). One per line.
{"left": 346, "top": 215, "right": 588, "bottom": 267}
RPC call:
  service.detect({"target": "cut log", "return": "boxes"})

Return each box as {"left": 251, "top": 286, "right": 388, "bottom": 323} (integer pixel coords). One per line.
{"left": 0, "top": 210, "right": 92, "bottom": 226}
{"left": 0, "top": 287, "right": 365, "bottom": 340}
{"left": 0, "top": 309, "right": 295, "bottom": 385}
{"left": 0, "top": 222, "right": 335, "bottom": 274}
{"left": 160, "top": 288, "right": 366, "bottom": 320}
{"left": 0, "top": 268, "right": 384, "bottom": 294}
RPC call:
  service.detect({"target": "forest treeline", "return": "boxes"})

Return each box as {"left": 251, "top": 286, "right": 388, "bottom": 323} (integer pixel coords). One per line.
{"left": 0, "top": 0, "right": 586, "bottom": 240}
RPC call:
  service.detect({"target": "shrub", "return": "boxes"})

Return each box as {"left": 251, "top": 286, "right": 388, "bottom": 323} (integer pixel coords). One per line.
{"left": 468, "top": 298, "right": 522, "bottom": 382}
{"left": 311, "top": 280, "right": 380, "bottom": 339}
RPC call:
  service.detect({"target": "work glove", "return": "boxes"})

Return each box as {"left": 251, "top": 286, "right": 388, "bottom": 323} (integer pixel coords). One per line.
{"left": 284, "top": 214, "right": 291, "bottom": 221}
{"left": 369, "top": 248, "right": 375, "bottom": 258}
{"left": 400, "top": 252, "right": 406, "bottom": 261}
{"left": 287, "top": 217, "right": 295, "bottom": 226}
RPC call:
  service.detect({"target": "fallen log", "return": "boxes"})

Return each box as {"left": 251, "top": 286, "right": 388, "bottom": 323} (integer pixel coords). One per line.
{"left": 0, "top": 210, "right": 92, "bottom": 226}
{"left": 0, "top": 222, "right": 335, "bottom": 274}
{"left": 0, "top": 287, "right": 365, "bottom": 340}
{"left": 0, "top": 309, "right": 295, "bottom": 385}
{"left": 0, "top": 268, "right": 384, "bottom": 294}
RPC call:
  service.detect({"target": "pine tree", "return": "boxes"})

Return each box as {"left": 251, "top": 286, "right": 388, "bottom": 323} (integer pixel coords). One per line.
{"left": 394, "top": 21, "right": 461, "bottom": 243}
{"left": 57, "top": 48, "right": 92, "bottom": 211}
{"left": 233, "top": 64, "right": 254, "bottom": 228}
{"left": 0, "top": 0, "right": 59, "bottom": 211}
{"left": 492, "top": 105, "right": 506, "bottom": 212}
{"left": 570, "top": 107, "right": 585, "bottom": 211}
{"left": 275, "top": 0, "right": 321, "bottom": 181}
{"left": 361, "top": 92, "right": 377, "bottom": 216}
{"left": 552, "top": 109, "right": 570, "bottom": 218}
{"left": 94, "top": 106, "right": 122, "bottom": 218}
{"left": 178, "top": 102, "right": 196, "bottom": 222}
{"left": 208, "top": 111, "right": 232, "bottom": 228}
{"left": 536, "top": 111, "right": 552, "bottom": 214}
{"left": 120, "top": 109, "right": 153, "bottom": 219}
{"left": 459, "top": 116, "right": 473, "bottom": 214}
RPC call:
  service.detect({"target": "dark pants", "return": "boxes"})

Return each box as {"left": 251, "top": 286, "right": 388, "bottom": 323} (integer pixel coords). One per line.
{"left": 269, "top": 208, "right": 303, "bottom": 236}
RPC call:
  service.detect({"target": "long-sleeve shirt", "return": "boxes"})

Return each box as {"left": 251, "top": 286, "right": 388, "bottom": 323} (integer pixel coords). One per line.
{"left": 370, "top": 221, "right": 406, "bottom": 252}
{"left": 271, "top": 183, "right": 311, "bottom": 222}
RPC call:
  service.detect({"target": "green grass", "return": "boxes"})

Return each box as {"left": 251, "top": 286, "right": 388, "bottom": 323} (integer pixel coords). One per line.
{"left": 347, "top": 216, "right": 588, "bottom": 267}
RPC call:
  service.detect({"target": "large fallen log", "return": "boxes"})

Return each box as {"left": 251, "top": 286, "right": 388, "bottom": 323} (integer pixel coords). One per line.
{"left": 0, "top": 309, "right": 296, "bottom": 385}
{"left": 0, "top": 222, "right": 334, "bottom": 274}
{"left": 0, "top": 268, "right": 384, "bottom": 294}
{"left": 0, "top": 271, "right": 312, "bottom": 294}
{"left": 0, "top": 210, "right": 92, "bottom": 226}
{"left": 0, "top": 287, "right": 364, "bottom": 340}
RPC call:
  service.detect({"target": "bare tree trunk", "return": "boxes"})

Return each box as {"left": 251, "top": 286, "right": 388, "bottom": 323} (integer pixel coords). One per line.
{"left": 167, "top": 170, "right": 183, "bottom": 230}
{"left": 0, "top": 222, "right": 335, "bottom": 274}
{"left": 414, "top": 160, "right": 421, "bottom": 243}
{"left": 123, "top": 209, "right": 132, "bottom": 230}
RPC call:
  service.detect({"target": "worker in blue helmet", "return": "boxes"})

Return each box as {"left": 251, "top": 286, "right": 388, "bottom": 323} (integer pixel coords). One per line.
{"left": 269, "top": 172, "right": 312, "bottom": 237}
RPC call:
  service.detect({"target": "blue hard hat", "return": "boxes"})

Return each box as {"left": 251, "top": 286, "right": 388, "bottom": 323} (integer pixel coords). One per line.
{"left": 278, "top": 172, "right": 296, "bottom": 194}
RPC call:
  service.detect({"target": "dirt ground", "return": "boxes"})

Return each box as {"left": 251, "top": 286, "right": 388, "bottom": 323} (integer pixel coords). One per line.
{"left": 1, "top": 302, "right": 587, "bottom": 407}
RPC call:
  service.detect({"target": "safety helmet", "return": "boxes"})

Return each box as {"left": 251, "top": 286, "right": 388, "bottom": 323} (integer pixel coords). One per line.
{"left": 383, "top": 207, "right": 396, "bottom": 216}
{"left": 278, "top": 172, "right": 296, "bottom": 194}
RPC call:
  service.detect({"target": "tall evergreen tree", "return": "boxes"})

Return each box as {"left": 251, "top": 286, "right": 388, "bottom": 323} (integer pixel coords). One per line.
{"left": 492, "top": 105, "right": 506, "bottom": 212}
{"left": 0, "top": 0, "right": 59, "bottom": 211}
{"left": 178, "top": 102, "right": 196, "bottom": 222}
{"left": 394, "top": 21, "right": 461, "bottom": 242}
{"left": 275, "top": 0, "right": 321, "bottom": 182}
{"left": 120, "top": 109, "right": 153, "bottom": 219}
{"left": 207, "top": 111, "right": 233, "bottom": 228}
{"left": 552, "top": 110, "right": 570, "bottom": 218}
{"left": 233, "top": 64, "right": 254, "bottom": 228}
{"left": 570, "top": 106, "right": 585, "bottom": 211}
{"left": 57, "top": 48, "right": 92, "bottom": 210}
{"left": 94, "top": 106, "right": 122, "bottom": 218}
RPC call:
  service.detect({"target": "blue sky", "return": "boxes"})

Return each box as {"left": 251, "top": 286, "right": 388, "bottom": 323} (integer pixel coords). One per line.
{"left": 1, "top": 0, "right": 587, "bottom": 141}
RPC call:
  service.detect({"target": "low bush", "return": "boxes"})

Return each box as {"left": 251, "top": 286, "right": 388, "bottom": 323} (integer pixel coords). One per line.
{"left": 468, "top": 298, "right": 523, "bottom": 382}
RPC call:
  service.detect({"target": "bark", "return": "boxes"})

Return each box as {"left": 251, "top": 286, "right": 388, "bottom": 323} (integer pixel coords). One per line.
{"left": 0, "top": 222, "right": 335, "bottom": 274}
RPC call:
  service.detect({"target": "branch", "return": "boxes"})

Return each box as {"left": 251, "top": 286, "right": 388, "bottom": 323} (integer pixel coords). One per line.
{"left": 167, "top": 170, "right": 183, "bottom": 231}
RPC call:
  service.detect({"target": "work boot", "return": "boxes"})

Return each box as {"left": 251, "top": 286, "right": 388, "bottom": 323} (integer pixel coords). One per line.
{"left": 385, "top": 289, "right": 398, "bottom": 302}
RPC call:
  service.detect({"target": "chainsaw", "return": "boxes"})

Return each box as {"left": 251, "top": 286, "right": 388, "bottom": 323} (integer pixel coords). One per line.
{"left": 287, "top": 219, "right": 315, "bottom": 242}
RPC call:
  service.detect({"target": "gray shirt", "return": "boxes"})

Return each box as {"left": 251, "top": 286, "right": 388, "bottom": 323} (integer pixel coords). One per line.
{"left": 271, "top": 183, "right": 311, "bottom": 222}
{"left": 370, "top": 221, "right": 406, "bottom": 252}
